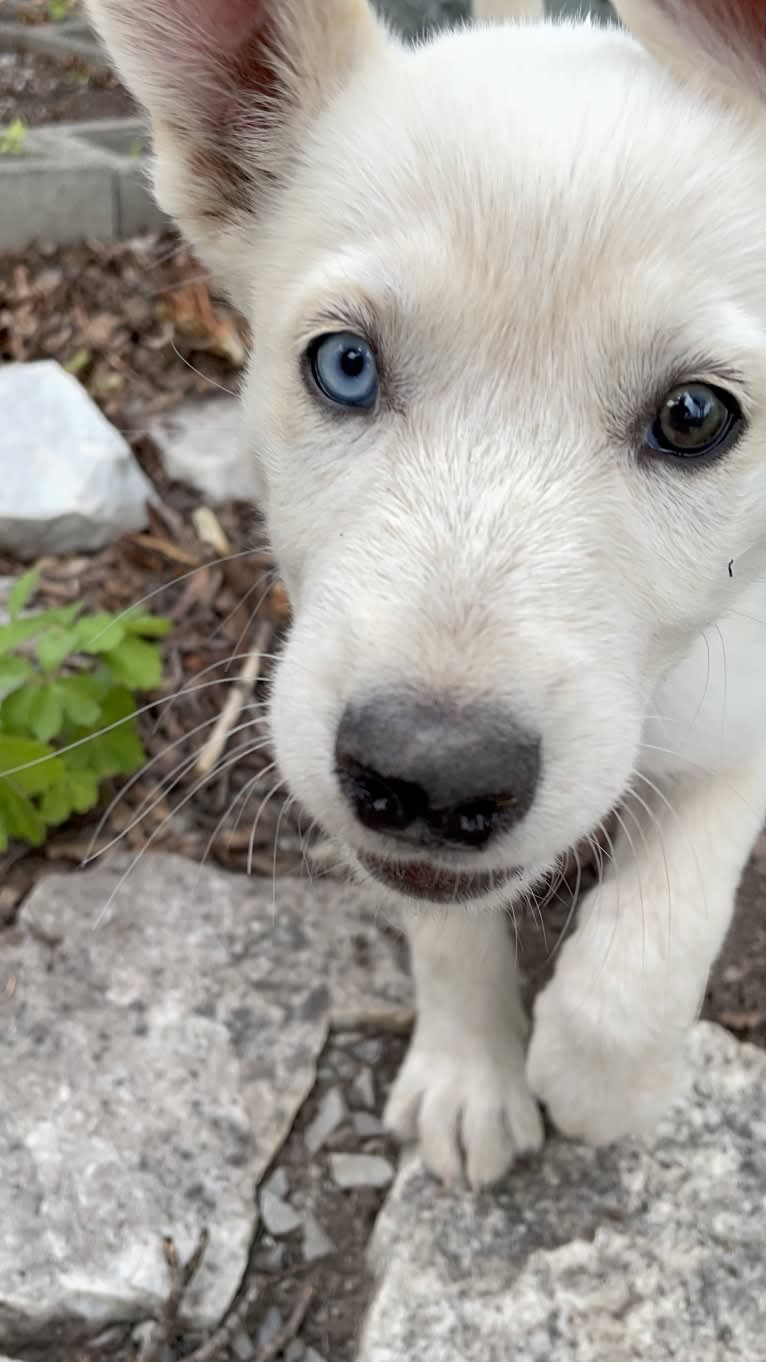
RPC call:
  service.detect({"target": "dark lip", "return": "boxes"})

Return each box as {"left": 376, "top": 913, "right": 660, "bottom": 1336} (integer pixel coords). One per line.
{"left": 358, "top": 851, "right": 516, "bottom": 904}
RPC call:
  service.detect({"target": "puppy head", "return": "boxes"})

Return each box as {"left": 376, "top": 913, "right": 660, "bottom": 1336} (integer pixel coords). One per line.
{"left": 89, "top": 0, "right": 766, "bottom": 906}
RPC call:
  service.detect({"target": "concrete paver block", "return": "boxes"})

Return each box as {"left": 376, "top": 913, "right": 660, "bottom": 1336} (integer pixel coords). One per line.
{"left": 0, "top": 118, "right": 165, "bottom": 247}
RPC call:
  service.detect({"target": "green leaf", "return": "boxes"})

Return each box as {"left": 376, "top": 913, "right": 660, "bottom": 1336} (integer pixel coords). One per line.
{"left": 35, "top": 627, "right": 80, "bottom": 673}
{"left": 7, "top": 567, "right": 40, "bottom": 621}
{"left": 0, "top": 655, "right": 34, "bottom": 698}
{"left": 2, "top": 682, "right": 42, "bottom": 737}
{"left": 65, "top": 767, "right": 99, "bottom": 814}
{"left": 74, "top": 613, "right": 126, "bottom": 655}
{"left": 104, "top": 636, "right": 163, "bottom": 690}
{"left": 26, "top": 686, "right": 64, "bottom": 743}
{"left": 47, "top": 603, "right": 82, "bottom": 629}
{"left": 122, "top": 610, "right": 173, "bottom": 639}
{"left": 39, "top": 781, "right": 74, "bottom": 827}
{"left": 54, "top": 675, "right": 104, "bottom": 727}
{"left": 64, "top": 686, "right": 145, "bottom": 780}
{"left": 0, "top": 617, "right": 48, "bottom": 654}
{"left": 0, "top": 783, "right": 45, "bottom": 846}
{"left": 0, "top": 734, "right": 64, "bottom": 794}
{"left": 0, "top": 606, "right": 79, "bottom": 655}
{"left": 0, "top": 808, "right": 8, "bottom": 853}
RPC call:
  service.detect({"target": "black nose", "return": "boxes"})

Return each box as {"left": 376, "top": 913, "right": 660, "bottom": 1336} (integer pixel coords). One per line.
{"left": 335, "top": 690, "right": 541, "bottom": 850}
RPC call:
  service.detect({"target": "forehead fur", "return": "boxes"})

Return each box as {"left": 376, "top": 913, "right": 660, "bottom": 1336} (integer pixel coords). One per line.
{"left": 255, "top": 21, "right": 766, "bottom": 333}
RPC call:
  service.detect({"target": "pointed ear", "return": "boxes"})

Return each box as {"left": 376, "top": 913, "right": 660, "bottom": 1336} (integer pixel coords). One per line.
{"left": 85, "top": 0, "right": 387, "bottom": 294}
{"left": 613, "top": 0, "right": 766, "bottom": 106}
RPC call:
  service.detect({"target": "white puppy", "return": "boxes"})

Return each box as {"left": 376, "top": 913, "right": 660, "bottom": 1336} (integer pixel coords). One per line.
{"left": 87, "top": 0, "right": 766, "bottom": 1188}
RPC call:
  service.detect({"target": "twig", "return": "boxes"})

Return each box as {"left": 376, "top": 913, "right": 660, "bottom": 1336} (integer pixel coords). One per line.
{"left": 182, "top": 1281, "right": 313, "bottom": 1362}
{"left": 192, "top": 507, "right": 232, "bottom": 557}
{"left": 139, "top": 1229, "right": 210, "bottom": 1362}
{"left": 196, "top": 620, "right": 273, "bottom": 776}
{"left": 251, "top": 1286, "right": 314, "bottom": 1362}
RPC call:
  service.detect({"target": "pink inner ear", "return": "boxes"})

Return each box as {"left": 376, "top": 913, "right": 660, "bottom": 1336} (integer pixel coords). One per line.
{"left": 126, "top": 0, "right": 278, "bottom": 127}
{"left": 185, "top": 0, "right": 269, "bottom": 58}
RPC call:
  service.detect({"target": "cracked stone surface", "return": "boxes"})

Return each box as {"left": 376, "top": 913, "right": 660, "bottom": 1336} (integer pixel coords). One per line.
{"left": 0, "top": 853, "right": 410, "bottom": 1353}
{"left": 360, "top": 1023, "right": 766, "bottom": 1361}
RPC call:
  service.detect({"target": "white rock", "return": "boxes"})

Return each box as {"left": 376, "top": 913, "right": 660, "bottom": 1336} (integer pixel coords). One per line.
{"left": 351, "top": 1067, "right": 376, "bottom": 1110}
{"left": 330, "top": 1154, "right": 394, "bottom": 1191}
{"left": 361, "top": 1023, "right": 766, "bottom": 1362}
{"left": 150, "top": 397, "right": 258, "bottom": 503}
{"left": 305, "top": 1087, "right": 347, "bottom": 1154}
{"left": 231, "top": 1327, "right": 256, "bottom": 1360}
{"left": 352, "top": 1112, "right": 385, "bottom": 1138}
{"left": 259, "top": 1190, "right": 303, "bottom": 1238}
{"left": 0, "top": 361, "right": 154, "bottom": 558}
{"left": 302, "top": 1214, "right": 336, "bottom": 1263}
{"left": 0, "top": 852, "right": 410, "bottom": 1353}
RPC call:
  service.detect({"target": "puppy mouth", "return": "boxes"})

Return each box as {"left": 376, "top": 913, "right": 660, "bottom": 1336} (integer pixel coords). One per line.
{"left": 357, "top": 851, "right": 517, "bottom": 903}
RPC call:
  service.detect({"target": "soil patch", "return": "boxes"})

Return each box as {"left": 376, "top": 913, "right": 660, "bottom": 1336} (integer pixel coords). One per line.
{"left": 0, "top": 46, "right": 134, "bottom": 125}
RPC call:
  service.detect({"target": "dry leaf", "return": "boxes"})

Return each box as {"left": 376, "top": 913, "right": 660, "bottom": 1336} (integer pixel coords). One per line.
{"left": 158, "top": 279, "right": 246, "bottom": 367}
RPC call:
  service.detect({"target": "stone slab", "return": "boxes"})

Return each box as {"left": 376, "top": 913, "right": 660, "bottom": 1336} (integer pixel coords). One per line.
{"left": 0, "top": 853, "right": 410, "bottom": 1353}
{"left": 0, "top": 117, "right": 164, "bottom": 248}
{"left": 360, "top": 1023, "right": 766, "bottom": 1361}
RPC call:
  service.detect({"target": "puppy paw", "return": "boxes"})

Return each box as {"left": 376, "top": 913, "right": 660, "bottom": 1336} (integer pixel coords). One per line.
{"left": 384, "top": 1027, "right": 544, "bottom": 1188}
{"left": 527, "top": 973, "right": 681, "bottom": 1145}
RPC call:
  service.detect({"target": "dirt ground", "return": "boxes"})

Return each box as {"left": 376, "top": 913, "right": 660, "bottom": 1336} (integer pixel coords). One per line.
{"left": 0, "top": 46, "right": 134, "bottom": 125}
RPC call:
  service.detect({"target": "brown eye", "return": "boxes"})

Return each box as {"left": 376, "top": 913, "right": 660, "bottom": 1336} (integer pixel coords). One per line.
{"left": 646, "top": 383, "right": 743, "bottom": 461}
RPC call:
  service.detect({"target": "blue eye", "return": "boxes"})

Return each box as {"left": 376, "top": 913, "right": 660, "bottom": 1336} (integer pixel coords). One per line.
{"left": 309, "top": 332, "right": 379, "bottom": 409}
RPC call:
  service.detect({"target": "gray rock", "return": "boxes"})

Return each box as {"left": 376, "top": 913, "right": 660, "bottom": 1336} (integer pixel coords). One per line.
{"left": 304, "top": 1349, "right": 329, "bottom": 1362}
{"left": 305, "top": 1086, "right": 347, "bottom": 1153}
{"left": 0, "top": 853, "right": 410, "bottom": 1352}
{"left": 259, "top": 1190, "right": 303, "bottom": 1238}
{"left": 330, "top": 1154, "right": 395, "bottom": 1191}
{"left": 352, "top": 1112, "right": 386, "bottom": 1138}
{"left": 351, "top": 1067, "right": 376, "bottom": 1110}
{"left": 302, "top": 1214, "right": 336, "bottom": 1264}
{"left": 231, "top": 1327, "right": 256, "bottom": 1360}
{"left": 256, "top": 1306, "right": 284, "bottom": 1349}
{"left": 262, "top": 1168, "right": 290, "bottom": 1201}
{"left": 0, "top": 360, "right": 153, "bottom": 558}
{"left": 352, "top": 1038, "right": 383, "bottom": 1065}
{"left": 360, "top": 1023, "right": 766, "bottom": 1361}
{"left": 149, "top": 397, "right": 258, "bottom": 503}
{"left": 252, "top": 1241, "right": 286, "bottom": 1274}
{"left": 285, "top": 1342, "right": 305, "bottom": 1362}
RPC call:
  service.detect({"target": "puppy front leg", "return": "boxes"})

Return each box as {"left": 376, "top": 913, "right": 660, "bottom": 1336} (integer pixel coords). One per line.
{"left": 527, "top": 761, "right": 766, "bottom": 1143}
{"left": 385, "top": 908, "right": 543, "bottom": 1188}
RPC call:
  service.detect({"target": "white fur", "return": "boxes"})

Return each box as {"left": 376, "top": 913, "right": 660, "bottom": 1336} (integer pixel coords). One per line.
{"left": 87, "top": 0, "right": 766, "bottom": 1186}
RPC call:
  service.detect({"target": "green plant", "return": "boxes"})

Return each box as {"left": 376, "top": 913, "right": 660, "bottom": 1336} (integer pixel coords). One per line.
{"left": 0, "top": 119, "right": 28, "bottom": 157}
{"left": 47, "top": 0, "right": 71, "bottom": 20}
{"left": 0, "top": 568, "right": 171, "bottom": 851}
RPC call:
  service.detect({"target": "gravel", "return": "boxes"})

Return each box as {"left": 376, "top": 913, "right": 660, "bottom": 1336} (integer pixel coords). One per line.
{"left": 330, "top": 1154, "right": 396, "bottom": 1191}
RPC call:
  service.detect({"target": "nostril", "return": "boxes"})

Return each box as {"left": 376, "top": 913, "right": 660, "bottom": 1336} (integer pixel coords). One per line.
{"left": 336, "top": 760, "right": 426, "bottom": 835}
{"left": 439, "top": 796, "right": 509, "bottom": 849}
